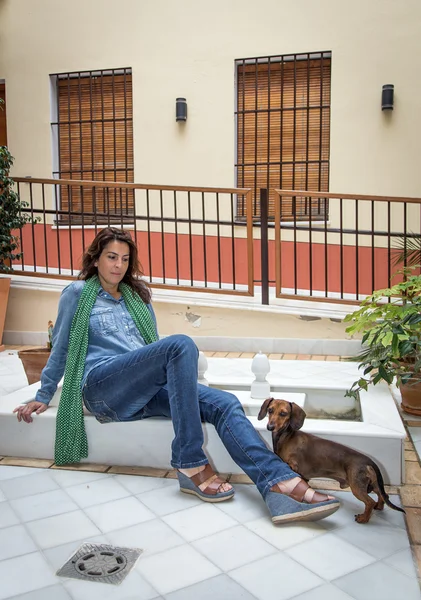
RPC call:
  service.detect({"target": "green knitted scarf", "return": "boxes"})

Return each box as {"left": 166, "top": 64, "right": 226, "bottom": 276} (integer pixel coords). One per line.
{"left": 54, "top": 275, "right": 158, "bottom": 465}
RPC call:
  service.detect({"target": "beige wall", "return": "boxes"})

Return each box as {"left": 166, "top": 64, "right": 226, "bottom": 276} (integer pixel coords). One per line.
{"left": 4, "top": 285, "right": 351, "bottom": 343}
{"left": 0, "top": 0, "right": 420, "bottom": 197}
{"left": 1, "top": 0, "right": 420, "bottom": 341}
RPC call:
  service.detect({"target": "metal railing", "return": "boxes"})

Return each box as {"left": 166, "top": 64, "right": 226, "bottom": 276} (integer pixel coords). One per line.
{"left": 11, "top": 177, "right": 254, "bottom": 296}
{"left": 9, "top": 178, "right": 421, "bottom": 305}
{"left": 273, "top": 189, "right": 421, "bottom": 303}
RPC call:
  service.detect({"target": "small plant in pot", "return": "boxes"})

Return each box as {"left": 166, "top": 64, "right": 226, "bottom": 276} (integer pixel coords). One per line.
{"left": 344, "top": 269, "right": 421, "bottom": 416}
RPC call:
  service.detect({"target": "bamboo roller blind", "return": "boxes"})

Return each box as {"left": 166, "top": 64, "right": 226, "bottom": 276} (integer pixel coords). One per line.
{"left": 236, "top": 56, "right": 331, "bottom": 220}
{"left": 56, "top": 71, "right": 134, "bottom": 221}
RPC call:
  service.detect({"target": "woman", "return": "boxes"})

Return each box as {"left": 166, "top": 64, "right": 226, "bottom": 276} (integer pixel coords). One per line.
{"left": 14, "top": 227, "right": 339, "bottom": 524}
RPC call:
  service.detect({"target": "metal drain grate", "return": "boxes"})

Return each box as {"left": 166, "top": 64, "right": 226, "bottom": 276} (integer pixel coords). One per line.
{"left": 56, "top": 542, "right": 143, "bottom": 585}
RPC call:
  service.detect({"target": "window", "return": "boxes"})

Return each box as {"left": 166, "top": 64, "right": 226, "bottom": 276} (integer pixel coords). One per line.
{"left": 236, "top": 52, "right": 331, "bottom": 221}
{"left": 51, "top": 68, "right": 134, "bottom": 223}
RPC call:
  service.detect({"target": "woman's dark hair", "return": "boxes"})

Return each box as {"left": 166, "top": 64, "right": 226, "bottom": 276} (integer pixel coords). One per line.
{"left": 78, "top": 227, "right": 151, "bottom": 303}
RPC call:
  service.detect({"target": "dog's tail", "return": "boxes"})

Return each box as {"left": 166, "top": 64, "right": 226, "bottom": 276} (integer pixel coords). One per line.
{"left": 369, "top": 464, "right": 405, "bottom": 514}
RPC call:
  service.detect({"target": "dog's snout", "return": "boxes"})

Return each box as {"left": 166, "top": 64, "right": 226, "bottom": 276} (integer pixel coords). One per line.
{"left": 267, "top": 423, "right": 275, "bottom": 431}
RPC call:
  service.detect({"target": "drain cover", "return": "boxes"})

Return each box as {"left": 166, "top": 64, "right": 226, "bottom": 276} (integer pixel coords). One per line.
{"left": 56, "top": 542, "right": 142, "bottom": 585}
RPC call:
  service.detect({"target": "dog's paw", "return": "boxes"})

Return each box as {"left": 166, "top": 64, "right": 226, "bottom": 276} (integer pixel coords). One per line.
{"left": 354, "top": 513, "right": 369, "bottom": 524}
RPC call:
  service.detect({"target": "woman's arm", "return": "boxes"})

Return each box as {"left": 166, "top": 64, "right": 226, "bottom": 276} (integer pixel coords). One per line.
{"left": 14, "top": 282, "right": 83, "bottom": 422}
{"left": 35, "top": 282, "right": 83, "bottom": 403}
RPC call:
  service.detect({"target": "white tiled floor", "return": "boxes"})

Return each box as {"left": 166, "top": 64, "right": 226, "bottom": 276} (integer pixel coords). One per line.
{"left": 0, "top": 465, "right": 420, "bottom": 600}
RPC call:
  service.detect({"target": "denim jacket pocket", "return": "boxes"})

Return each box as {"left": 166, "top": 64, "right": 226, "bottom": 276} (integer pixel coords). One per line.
{"left": 90, "top": 308, "right": 119, "bottom": 336}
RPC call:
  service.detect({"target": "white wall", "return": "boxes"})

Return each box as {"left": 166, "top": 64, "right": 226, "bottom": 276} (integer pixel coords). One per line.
{"left": 0, "top": 0, "right": 420, "bottom": 196}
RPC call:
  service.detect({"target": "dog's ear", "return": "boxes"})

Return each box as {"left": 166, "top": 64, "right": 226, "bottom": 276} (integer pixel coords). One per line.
{"left": 289, "top": 403, "right": 306, "bottom": 430}
{"left": 258, "top": 398, "right": 273, "bottom": 420}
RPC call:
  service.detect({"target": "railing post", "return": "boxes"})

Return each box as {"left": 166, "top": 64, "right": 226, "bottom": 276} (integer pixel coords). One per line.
{"left": 260, "top": 188, "right": 269, "bottom": 305}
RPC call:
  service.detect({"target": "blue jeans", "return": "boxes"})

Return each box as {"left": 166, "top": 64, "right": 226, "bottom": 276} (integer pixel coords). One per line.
{"left": 82, "top": 334, "right": 298, "bottom": 498}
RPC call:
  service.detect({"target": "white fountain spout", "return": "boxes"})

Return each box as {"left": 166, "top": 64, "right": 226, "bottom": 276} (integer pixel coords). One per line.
{"left": 198, "top": 351, "right": 209, "bottom": 386}
{"left": 250, "top": 352, "right": 271, "bottom": 399}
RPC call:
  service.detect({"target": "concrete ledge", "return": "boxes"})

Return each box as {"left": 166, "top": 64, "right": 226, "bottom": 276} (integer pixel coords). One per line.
{"left": 0, "top": 358, "right": 407, "bottom": 485}
{"left": 0, "top": 383, "right": 245, "bottom": 474}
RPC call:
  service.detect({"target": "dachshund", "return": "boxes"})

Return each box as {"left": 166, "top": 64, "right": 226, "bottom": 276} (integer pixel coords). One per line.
{"left": 258, "top": 398, "right": 405, "bottom": 523}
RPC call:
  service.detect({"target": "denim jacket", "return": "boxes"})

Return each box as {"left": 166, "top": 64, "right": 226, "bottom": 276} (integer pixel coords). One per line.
{"left": 35, "top": 280, "right": 158, "bottom": 405}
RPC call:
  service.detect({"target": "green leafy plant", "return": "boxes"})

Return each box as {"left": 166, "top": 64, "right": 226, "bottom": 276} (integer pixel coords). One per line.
{"left": 344, "top": 269, "right": 421, "bottom": 399}
{"left": 0, "top": 145, "right": 38, "bottom": 271}
{"left": 392, "top": 234, "right": 421, "bottom": 268}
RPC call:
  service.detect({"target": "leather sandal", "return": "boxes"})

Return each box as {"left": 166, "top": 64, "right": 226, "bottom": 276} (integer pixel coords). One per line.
{"left": 177, "top": 464, "right": 234, "bottom": 503}
{"left": 284, "top": 479, "right": 335, "bottom": 504}
{"left": 266, "top": 480, "right": 340, "bottom": 524}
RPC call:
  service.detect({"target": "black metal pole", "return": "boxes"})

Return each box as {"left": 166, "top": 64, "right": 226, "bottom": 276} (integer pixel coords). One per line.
{"left": 260, "top": 188, "right": 269, "bottom": 305}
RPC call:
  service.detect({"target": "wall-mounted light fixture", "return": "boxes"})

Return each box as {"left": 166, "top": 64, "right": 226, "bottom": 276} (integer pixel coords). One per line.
{"left": 382, "top": 84, "right": 394, "bottom": 110}
{"left": 176, "top": 97, "right": 187, "bottom": 122}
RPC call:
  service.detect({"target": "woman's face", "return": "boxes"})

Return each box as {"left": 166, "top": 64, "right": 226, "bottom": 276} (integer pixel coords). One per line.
{"left": 95, "top": 240, "right": 130, "bottom": 290}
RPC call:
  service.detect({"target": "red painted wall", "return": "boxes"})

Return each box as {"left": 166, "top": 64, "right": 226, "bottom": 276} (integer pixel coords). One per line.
{"left": 14, "top": 225, "right": 396, "bottom": 298}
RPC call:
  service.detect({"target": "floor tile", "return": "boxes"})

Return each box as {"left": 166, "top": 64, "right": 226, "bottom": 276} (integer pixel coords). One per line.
{"left": 285, "top": 532, "right": 376, "bottom": 580}
{"left": 136, "top": 544, "right": 220, "bottom": 595}
{"left": 245, "top": 517, "right": 326, "bottom": 551}
{"left": 0, "top": 466, "right": 42, "bottom": 480}
{"left": 65, "top": 476, "right": 131, "bottom": 508}
{"left": 214, "top": 484, "right": 268, "bottom": 523}
{"left": 84, "top": 496, "right": 155, "bottom": 532}
{"left": 0, "top": 501, "right": 20, "bottom": 528}
{"left": 370, "top": 497, "right": 407, "bottom": 530}
{"left": 8, "top": 584, "right": 72, "bottom": 600}
{"left": 162, "top": 503, "right": 237, "bottom": 542}
{"left": 26, "top": 510, "right": 101, "bottom": 549}
{"left": 334, "top": 520, "right": 410, "bottom": 559}
{"left": 0, "top": 552, "right": 58, "bottom": 600}
{"left": 106, "top": 518, "right": 184, "bottom": 557}
{"left": 317, "top": 490, "right": 372, "bottom": 531}
{"left": 0, "top": 523, "right": 37, "bottom": 560}
{"left": 63, "top": 569, "right": 160, "bottom": 600}
{"left": 136, "top": 483, "right": 202, "bottom": 516}
{"left": 334, "top": 561, "right": 421, "bottom": 600}
{"left": 42, "top": 535, "right": 111, "bottom": 572}
{"left": 164, "top": 573, "right": 257, "bottom": 600}
{"left": 193, "top": 524, "right": 276, "bottom": 570}
{"left": 10, "top": 488, "right": 79, "bottom": 522}
{"left": 229, "top": 552, "right": 323, "bottom": 600}
{"left": 0, "top": 470, "right": 59, "bottom": 500}
{"left": 50, "top": 469, "right": 110, "bottom": 488}
{"left": 290, "top": 583, "right": 355, "bottom": 600}
{"left": 409, "top": 427, "right": 421, "bottom": 443}
{"left": 115, "top": 473, "right": 177, "bottom": 495}
{"left": 383, "top": 547, "right": 419, "bottom": 579}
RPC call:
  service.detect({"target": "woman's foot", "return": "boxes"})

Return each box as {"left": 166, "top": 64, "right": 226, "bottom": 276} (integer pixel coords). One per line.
{"left": 266, "top": 476, "right": 340, "bottom": 524}
{"left": 177, "top": 464, "right": 234, "bottom": 502}
{"left": 272, "top": 476, "right": 335, "bottom": 503}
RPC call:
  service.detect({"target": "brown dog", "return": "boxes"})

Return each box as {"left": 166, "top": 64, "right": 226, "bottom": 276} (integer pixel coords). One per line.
{"left": 258, "top": 398, "right": 405, "bottom": 523}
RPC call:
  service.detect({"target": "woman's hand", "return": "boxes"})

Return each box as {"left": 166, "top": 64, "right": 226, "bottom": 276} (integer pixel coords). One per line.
{"left": 13, "top": 401, "right": 48, "bottom": 423}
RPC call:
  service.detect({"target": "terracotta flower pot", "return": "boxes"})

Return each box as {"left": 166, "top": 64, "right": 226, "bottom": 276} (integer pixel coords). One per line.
{"left": 400, "top": 378, "right": 421, "bottom": 416}
{"left": 18, "top": 347, "right": 50, "bottom": 385}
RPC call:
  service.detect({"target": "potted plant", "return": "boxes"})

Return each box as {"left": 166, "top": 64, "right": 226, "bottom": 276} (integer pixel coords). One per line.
{"left": 18, "top": 321, "right": 53, "bottom": 385}
{"left": 344, "top": 269, "right": 421, "bottom": 416}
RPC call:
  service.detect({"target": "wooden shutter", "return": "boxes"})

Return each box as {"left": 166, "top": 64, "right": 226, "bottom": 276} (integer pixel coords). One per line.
{"left": 57, "top": 72, "right": 133, "bottom": 222}
{"left": 237, "top": 57, "right": 331, "bottom": 220}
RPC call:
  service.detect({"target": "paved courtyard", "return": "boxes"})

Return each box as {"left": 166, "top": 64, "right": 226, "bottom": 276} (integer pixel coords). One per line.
{"left": 0, "top": 349, "right": 420, "bottom": 599}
